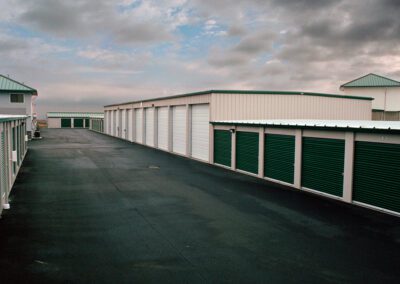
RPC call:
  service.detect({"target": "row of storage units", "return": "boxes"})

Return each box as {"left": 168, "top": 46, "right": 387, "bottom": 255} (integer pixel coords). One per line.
{"left": 0, "top": 115, "right": 28, "bottom": 216}
{"left": 89, "top": 118, "right": 104, "bottom": 133}
{"left": 104, "top": 90, "right": 374, "bottom": 164}
{"left": 212, "top": 120, "right": 400, "bottom": 216}
{"left": 47, "top": 112, "right": 104, "bottom": 128}
{"left": 104, "top": 104, "right": 211, "bottom": 162}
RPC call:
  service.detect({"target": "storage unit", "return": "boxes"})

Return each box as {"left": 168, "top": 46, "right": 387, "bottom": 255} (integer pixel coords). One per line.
{"left": 74, "top": 118, "right": 84, "bottom": 128}
{"left": 157, "top": 107, "right": 169, "bottom": 150}
{"left": 353, "top": 141, "right": 400, "bottom": 213}
{"left": 135, "top": 109, "right": 143, "bottom": 143}
{"left": 264, "top": 134, "right": 295, "bottom": 184}
{"left": 302, "top": 137, "right": 345, "bottom": 197}
{"left": 0, "top": 115, "right": 28, "bottom": 217}
{"left": 61, "top": 118, "right": 71, "bottom": 128}
{"left": 47, "top": 112, "right": 104, "bottom": 129}
{"left": 213, "top": 130, "right": 231, "bottom": 167}
{"left": 172, "top": 106, "right": 186, "bottom": 155}
{"left": 211, "top": 120, "right": 400, "bottom": 216}
{"left": 236, "top": 131, "right": 259, "bottom": 174}
{"left": 145, "top": 108, "right": 155, "bottom": 146}
{"left": 191, "top": 104, "right": 210, "bottom": 161}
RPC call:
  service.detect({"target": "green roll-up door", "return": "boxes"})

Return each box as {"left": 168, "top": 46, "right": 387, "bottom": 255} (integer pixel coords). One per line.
{"left": 84, "top": 119, "right": 90, "bottom": 128}
{"left": 264, "top": 134, "right": 295, "bottom": 184}
{"left": 214, "top": 130, "right": 231, "bottom": 167}
{"left": 302, "top": 137, "right": 345, "bottom": 197}
{"left": 236, "top": 131, "right": 259, "bottom": 174}
{"left": 353, "top": 141, "right": 400, "bottom": 213}
{"left": 61, "top": 118, "right": 71, "bottom": 128}
{"left": 74, "top": 118, "right": 84, "bottom": 128}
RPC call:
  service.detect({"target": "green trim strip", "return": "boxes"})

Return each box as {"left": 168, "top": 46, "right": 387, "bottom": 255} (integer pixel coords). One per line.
{"left": 105, "top": 89, "right": 373, "bottom": 107}
{"left": 211, "top": 122, "right": 400, "bottom": 134}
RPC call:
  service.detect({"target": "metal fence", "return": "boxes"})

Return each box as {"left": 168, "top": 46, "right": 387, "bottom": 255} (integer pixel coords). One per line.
{"left": 0, "top": 115, "right": 28, "bottom": 216}
{"left": 89, "top": 118, "right": 104, "bottom": 133}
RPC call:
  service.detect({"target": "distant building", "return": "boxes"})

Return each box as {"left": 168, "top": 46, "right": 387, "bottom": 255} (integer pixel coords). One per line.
{"left": 0, "top": 74, "right": 38, "bottom": 136}
{"left": 47, "top": 112, "right": 104, "bottom": 128}
{"left": 340, "top": 73, "right": 400, "bottom": 120}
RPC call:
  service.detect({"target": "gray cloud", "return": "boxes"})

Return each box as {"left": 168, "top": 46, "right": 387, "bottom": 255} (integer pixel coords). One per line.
{"left": 17, "top": 0, "right": 173, "bottom": 44}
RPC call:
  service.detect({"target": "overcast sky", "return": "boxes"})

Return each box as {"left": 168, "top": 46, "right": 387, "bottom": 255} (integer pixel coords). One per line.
{"left": 1, "top": 0, "right": 399, "bottom": 116}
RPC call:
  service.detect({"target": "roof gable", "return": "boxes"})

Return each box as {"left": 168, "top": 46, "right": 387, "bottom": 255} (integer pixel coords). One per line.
{"left": 0, "top": 74, "right": 38, "bottom": 95}
{"left": 341, "top": 73, "right": 400, "bottom": 88}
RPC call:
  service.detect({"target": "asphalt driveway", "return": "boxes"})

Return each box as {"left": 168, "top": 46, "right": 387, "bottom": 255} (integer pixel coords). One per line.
{"left": 0, "top": 129, "right": 399, "bottom": 283}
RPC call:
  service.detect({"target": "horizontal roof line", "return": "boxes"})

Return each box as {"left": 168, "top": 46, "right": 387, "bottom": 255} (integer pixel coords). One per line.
{"left": 104, "top": 89, "right": 373, "bottom": 107}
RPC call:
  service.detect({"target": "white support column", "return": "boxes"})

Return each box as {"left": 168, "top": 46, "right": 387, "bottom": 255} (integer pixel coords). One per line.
{"left": 294, "top": 129, "right": 302, "bottom": 189}
{"left": 258, "top": 127, "right": 264, "bottom": 178}
{"left": 142, "top": 108, "right": 146, "bottom": 144}
{"left": 154, "top": 107, "right": 158, "bottom": 148}
{"left": 231, "top": 127, "right": 236, "bottom": 170}
{"left": 343, "top": 132, "right": 355, "bottom": 203}
{"left": 71, "top": 118, "right": 75, "bottom": 128}
{"left": 209, "top": 124, "right": 214, "bottom": 164}
{"left": 168, "top": 106, "right": 173, "bottom": 152}
{"left": 186, "top": 104, "right": 191, "bottom": 157}
{"left": 131, "top": 109, "right": 136, "bottom": 142}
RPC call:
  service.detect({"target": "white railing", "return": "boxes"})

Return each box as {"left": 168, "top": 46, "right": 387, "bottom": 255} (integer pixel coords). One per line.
{"left": 0, "top": 115, "right": 28, "bottom": 216}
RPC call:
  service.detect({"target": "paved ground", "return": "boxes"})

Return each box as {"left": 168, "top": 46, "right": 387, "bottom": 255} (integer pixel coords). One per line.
{"left": 0, "top": 129, "right": 399, "bottom": 283}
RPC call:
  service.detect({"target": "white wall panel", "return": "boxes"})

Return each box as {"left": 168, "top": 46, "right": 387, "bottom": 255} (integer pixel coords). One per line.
{"left": 191, "top": 104, "right": 209, "bottom": 161}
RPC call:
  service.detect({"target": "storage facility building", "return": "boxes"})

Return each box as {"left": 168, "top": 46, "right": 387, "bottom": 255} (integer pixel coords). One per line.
{"left": 340, "top": 73, "right": 400, "bottom": 120}
{"left": 0, "top": 115, "right": 28, "bottom": 216}
{"left": 211, "top": 120, "right": 400, "bottom": 216}
{"left": 104, "top": 90, "right": 373, "bottom": 162}
{"left": 0, "top": 74, "right": 38, "bottom": 137}
{"left": 47, "top": 112, "right": 104, "bottom": 128}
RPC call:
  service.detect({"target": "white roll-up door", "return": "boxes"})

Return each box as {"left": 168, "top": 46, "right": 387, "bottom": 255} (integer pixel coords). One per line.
{"left": 157, "top": 107, "right": 168, "bottom": 150}
{"left": 112, "top": 110, "right": 116, "bottom": 136}
{"left": 191, "top": 104, "right": 210, "bottom": 161}
{"left": 145, "top": 108, "right": 154, "bottom": 147}
{"left": 172, "top": 106, "right": 187, "bottom": 155}
{"left": 135, "top": 109, "right": 143, "bottom": 143}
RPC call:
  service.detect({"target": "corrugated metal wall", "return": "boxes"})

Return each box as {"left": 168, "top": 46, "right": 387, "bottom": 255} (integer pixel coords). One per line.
{"left": 210, "top": 93, "right": 372, "bottom": 120}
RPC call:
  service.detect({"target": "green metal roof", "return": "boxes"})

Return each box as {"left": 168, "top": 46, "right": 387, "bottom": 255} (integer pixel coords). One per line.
{"left": 0, "top": 74, "right": 38, "bottom": 95}
{"left": 341, "top": 73, "right": 400, "bottom": 88}
{"left": 47, "top": 112, "right": 104, "bottom": 119}
{"left": 105, "top": 89, "right": 373, "bottom": 107}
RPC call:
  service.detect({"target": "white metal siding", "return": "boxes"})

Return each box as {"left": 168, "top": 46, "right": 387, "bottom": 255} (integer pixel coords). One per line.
{"left": 135, "top": 109, "right": 143, "bottom": 143}
{"left": 145, "top": 108, "right": 154, "bottom": 146}
{"left": 191, "top": 104, "right": 210, "bottom": 161}
{"left": 210, "top": 93, "right": 372, "bottom": 121}
{"left": 172, "top": 106, "right": 187, "bottom": 155}
{"left": 157, "top": 107, "right": 168, "bottom": 150}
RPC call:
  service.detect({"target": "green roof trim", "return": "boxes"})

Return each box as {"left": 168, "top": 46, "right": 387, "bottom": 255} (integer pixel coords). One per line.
{"left": 341, "top": 73, "right": 400, "bottom": 88}
{"left": 0, "top": 74, "right": 38, "bottom": 95}
{"left": 47, "top": 112, "right": 104, "bottom": 118}
{"left": 105, "top": 89, "right": 373, "bottom": 107}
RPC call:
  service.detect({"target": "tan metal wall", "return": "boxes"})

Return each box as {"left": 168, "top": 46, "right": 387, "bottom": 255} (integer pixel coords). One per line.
{"left": 47, "top": 118, "right": 61, "bottom": 128}
{"left": 105, "top": 94, "right": 211, "bottom": 111}
{"left": 210, "top": 93, "right": 372, "bottom": 120}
